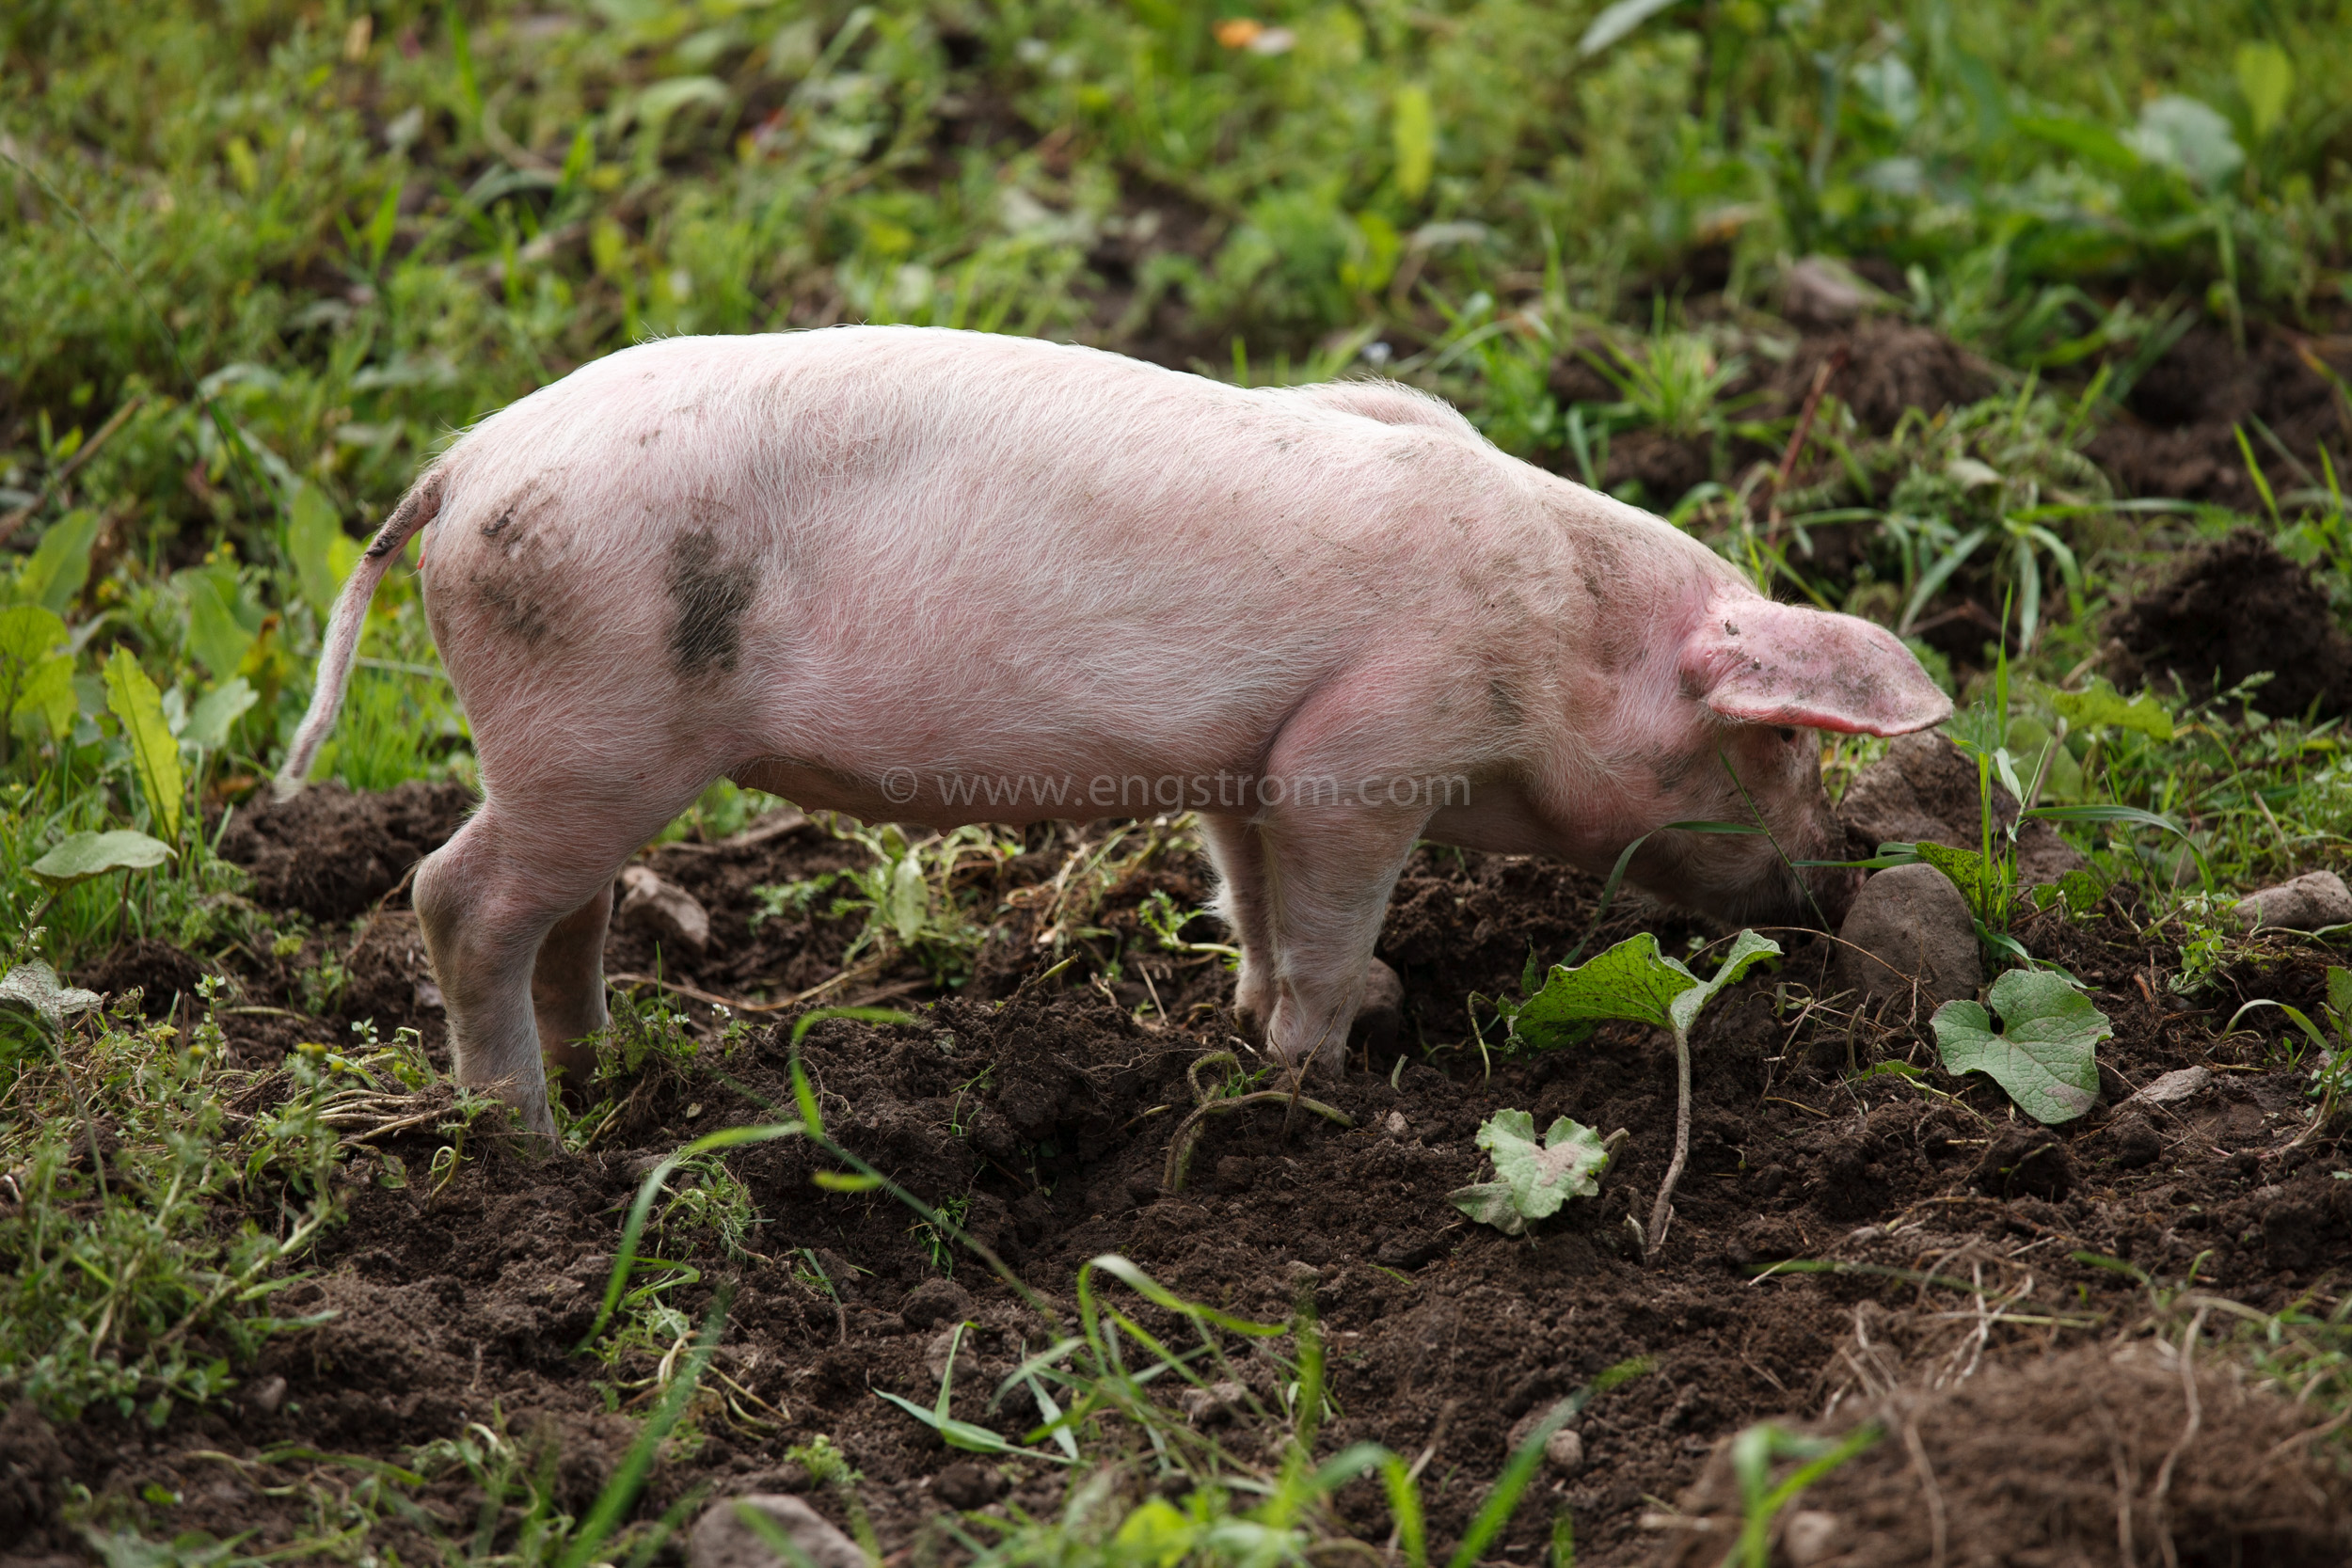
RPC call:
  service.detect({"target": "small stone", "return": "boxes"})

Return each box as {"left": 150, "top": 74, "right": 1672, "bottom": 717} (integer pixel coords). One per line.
{"left": 247, "top": 1374, "right": 287, "bottom": 1416}
{"left": 1836, "top": 863, "right": 1982, "bottom": 1017}
{"left": 925, "top": 1326, "right": 978, "bottom": 1384}
{"left": 617, "top": 865, "right": 711, "bottom": 954}
{"left": 2122, "top": 1066, "right": 2211, "bottom": 1109}
{"left": 2235, "top": 871, "right": 2352, "bottom": 932}
{"left": 689, "top": 1494, "right": 864, "bottom": 1568}
{"left": 1782, "top": 1509, "right": 1851, "bottom": 1566}
{"left": 1383, "top": 1111, "right": 1409, "bottom": 1138}
{"left": 933, "top": 1461, "right": 1004, "bottom": 1511}
{"left": 1350, "top": 958, "right": 1405, "bottom": 1053}
{"left": 899, "top": 1277, "right": 973, "bottom": 1331}
{"left": 1782, "top": 257, "right": 1870, "bottom": 326}
{"left": 1180, "top": 1380, "right": 1250, "bottom": 1426}
{"left": 1542, "top": 1427, "right": 1583, "bottom": 1475}
{"left": 2106, "top": 1113, "right": 2162, "bottom": 1168}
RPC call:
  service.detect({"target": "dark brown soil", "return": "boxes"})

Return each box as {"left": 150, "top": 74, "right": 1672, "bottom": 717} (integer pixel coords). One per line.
{"left": 2106, "top": 529, "right": 2352, "bottom": 720}
{"left": 2090, "top": 325, "right": 2352, "bottom": 515}
{"left": 10, "top": 781, "right": 2345, "bottom": 1564}
{"left": 1659, "top": 1341, "right": 2352, "bottom": 1567}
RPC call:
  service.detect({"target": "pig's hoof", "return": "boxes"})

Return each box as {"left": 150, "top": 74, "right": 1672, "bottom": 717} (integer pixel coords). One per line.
{"left": 1348, "top": 958, "right": 1405, "bottom": 1054}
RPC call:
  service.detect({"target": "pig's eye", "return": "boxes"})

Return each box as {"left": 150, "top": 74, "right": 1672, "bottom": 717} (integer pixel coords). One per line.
{"left": 1774, "top": 727, "right": 1798, "bottom": 743}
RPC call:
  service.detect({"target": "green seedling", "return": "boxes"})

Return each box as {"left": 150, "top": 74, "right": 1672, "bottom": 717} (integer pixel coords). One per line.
{"left": 1509, "top": 930, "right": 1780, "bottom": 1258}
{"left": 1931, "top": 967, "right": 2111, "bottom": 1124}
{"left": 2226, "top": 966, "right": 2352, "bottom": 1146}
{"left": 1726, "top": 1420, "right": 1883, "bottom": 1568}
{"left": 1449, "top": 1111, "right": 1628, "bottom": 1237}
{"left": 103, "top": 645, "right": 183, "bottom": 845}
{"left": 874, "top": 1320, "right": 1074, "bottom": 1464}
{"left": 0, "top": 603, "right": 75, "bottom": 767}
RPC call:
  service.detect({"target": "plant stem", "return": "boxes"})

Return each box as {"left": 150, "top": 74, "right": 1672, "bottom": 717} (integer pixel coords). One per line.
{"left": 1645, "top": 1025, "right": 1692, "bottom": 1260}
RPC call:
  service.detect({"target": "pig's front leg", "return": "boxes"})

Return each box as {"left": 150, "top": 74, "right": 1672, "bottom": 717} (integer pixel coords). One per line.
{"left": 1255, "top": 804, "right": 1425, "bottom": 1073}
{"left": 1199, "top": 814, "right": 1278, "bottom": 1032}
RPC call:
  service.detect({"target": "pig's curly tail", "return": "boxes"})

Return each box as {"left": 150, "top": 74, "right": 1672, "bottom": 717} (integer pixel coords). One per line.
{"left": 273, "top": 467, "right": 447, "bottom": 800}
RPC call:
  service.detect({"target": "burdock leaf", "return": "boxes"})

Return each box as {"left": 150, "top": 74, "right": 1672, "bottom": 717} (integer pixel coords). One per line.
{"left": 2052, "top": 677, "right": 2173, "bottom": 742}
{"left": 1664, "top": 929, "right": 1782, "bottom": 1038}
{"left": 29, "top": 829, "right": 175, "bottom": 891}
{"left": 1512, "top": 933, "right": 1696, "bottom": 1049}
{"left": 0, "top": 961, "right": 103, "bottom": 1027}
{"left": 1932, "top": 969, "right": 2110, "bottom": 1125}
{"left": 1450, "top": 1109, "right": 1613, "bottom": 1233}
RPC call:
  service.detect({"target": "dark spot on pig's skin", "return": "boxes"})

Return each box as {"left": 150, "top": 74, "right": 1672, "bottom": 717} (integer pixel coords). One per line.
{"left": 667, "top": 530, "right": 756, "bottom": 677}
{"left": 481, "top": 509, "right": 517, "bottom": 540}
{"left": 474, "top": 575, "right": 552, "bottom": 645}
{"left": 1487, "top": 678, "right": 1524, "bottom": 727}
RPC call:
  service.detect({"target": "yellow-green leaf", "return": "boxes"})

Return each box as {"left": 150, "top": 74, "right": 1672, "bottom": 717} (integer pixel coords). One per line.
{"left": 1, "top": 605, "right": 75, "bottom": 742}
{"left": 19, "top": 509, "right": 103, "bottom": 616}
{"left": 2234, "top": 40, "right": 2293, "bottom": 140}
{"left": 104, "top": 647, "right": 183, "bottom": 844}
{"left": 1392, "top": 83, "right": 1435, "bottom": 201}
{"left": 285, "top": 483, "right": 348, "bottom": 617}
{"left": 181, "top": 569, "right": 255, "bottom": 682}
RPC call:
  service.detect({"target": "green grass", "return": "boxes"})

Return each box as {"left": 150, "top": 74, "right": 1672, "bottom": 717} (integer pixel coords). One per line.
{"left": 9, "top": 0, "right": 2352, "bottom": 1560}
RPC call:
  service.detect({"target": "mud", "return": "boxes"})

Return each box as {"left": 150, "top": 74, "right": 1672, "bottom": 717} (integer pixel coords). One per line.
{"left": 2107, "top": 529, "right": 2352, "bottom": 721}
{"left": 7, "top": 780, "right": 2345, "bottom": 1565}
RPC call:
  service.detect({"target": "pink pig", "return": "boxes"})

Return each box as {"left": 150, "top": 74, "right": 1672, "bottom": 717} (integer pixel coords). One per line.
{"left": 280, "top": 327, "right": 1948, "bottom": 1138}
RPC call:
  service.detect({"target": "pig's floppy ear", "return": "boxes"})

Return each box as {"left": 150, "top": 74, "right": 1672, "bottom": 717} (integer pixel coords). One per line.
{"left": 1680, "top": 598, "right": 1952, "bottom": 736}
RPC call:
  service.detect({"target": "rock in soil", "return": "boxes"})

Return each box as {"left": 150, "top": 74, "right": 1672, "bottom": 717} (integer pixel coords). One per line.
{"left": 1837, "top": 732, "right": 2082, "bottom": 886}
{"left": 2235, "top": 870, "right": 2352, "bottom": 931}
{"left": 1541, "top": 1426, "right": 1583, "bottom": 1476}
{"left": 2106, "top": 529, "right": 2352, "bottom": 720}
{"left": 616, "top": 864, "right": 711, "bottom": 953}
{"left": 1656, "top": 1343, "right": 2352, "bottom": 1567}
{"left": 931, "top": 1461, "right": 1004, "bottom": 1511}
{"left": 2103, "top": 1112, "right": 2163, "bottom": 1169}
{"left": 898, "top": 1277, "right": 973, "bottom": 1330}
{"left": 689, "top": 1494, "right": 864, "bottom": 1568}
{"left": 1836, "top": 863, "right": 1981, "bottom": 1019}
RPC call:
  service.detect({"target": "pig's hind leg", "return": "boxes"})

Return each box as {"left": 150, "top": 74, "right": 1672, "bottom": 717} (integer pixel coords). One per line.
{"left": 414, "top": 787, "right": 689, "bottom": 1140}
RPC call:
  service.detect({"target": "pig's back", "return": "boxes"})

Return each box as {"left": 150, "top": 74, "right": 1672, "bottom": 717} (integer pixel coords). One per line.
{"left": 421, "top": 328, "right": 1597, "bottom": 772}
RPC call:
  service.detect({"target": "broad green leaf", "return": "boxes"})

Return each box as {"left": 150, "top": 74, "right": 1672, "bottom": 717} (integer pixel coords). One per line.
{"left": 0, "top": 604, "right": 75, "bottom": 740}
{"left": 2126, "top": 95, "right": 2243, "bottom": 189}
{"left": 1665, "top": 929, "right": 1782, "bottom": 1038}
{"left": 1579, "top": 0, "right": 1680, "bottom": 56}
{"left": 1450, "top": 1109, "right": 1613, "bottom": 1235}
{"left": 180, "top": 568, "right": 255, "bottom": 682}
{"left": 285, "top": 483, "right": 348, "bottom": 616}
{"left": 0, "top": 961, "right": 103, "bottom": 1027}
{"left": 184, "top": 677, "right": 257, "bottom": 752}
{"left": 2234, "top": 41, "right": 2293, "bottom": 139}
{"left": 17, "top": 508, "right": 103, "bottom": 616}
{"left": 884, "top": 852, "right": 927, "bottom": 942}
{"left": 2052, "top": 678, "right": 2172, "bottom": 741}
{"left": 29, "top": 830, "right": 175, "bottom": 891}
{"left": 2011, "top": 113, "right": 2141, "bottom": 174}
{"left": 1513, "top": 933, "right": 1694, "bottom": 1048}
{"left": 1931, "top": 969, "right": 2110, "bottom": 1125}
{"left": 2329, "top": 967, "right": 2352, "bottom": 1028}
{"left": 1112, "top": 1497, "right": 1197, "bottom": 1567}
{"left": 104, "top": 646, "right": 183, "bottom": 844}
{"left": 1391, "top": 84, "right": 1435, "bottom": 200}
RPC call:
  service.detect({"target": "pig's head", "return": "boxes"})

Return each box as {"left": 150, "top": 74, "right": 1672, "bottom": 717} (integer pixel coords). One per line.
{"left": 1614, "top": 593, "right": 1951, "bottom": 930}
